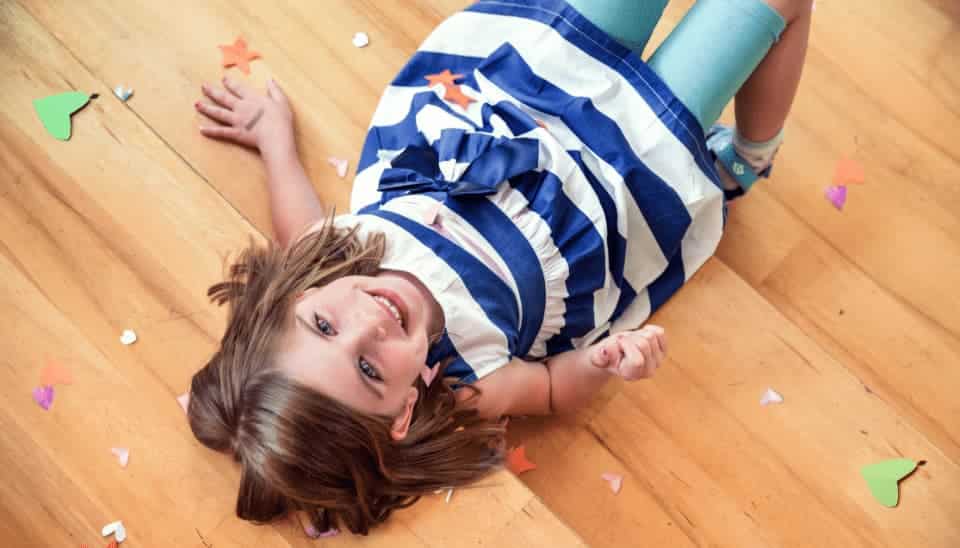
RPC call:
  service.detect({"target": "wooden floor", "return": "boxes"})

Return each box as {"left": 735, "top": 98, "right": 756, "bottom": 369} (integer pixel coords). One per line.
{"left": 1, "top": 0, "right": 957, "bottom": 546}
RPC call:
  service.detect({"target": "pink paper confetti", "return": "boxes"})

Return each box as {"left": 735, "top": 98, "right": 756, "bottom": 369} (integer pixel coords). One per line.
{"left": 32, "top": 385, "right": 54, "bottom": 410}
{"left": 304, "top": 523, "right": 340, "bottom": 539}
{"left": 825, "top": 185, "right": 847, "bottom": 210}
{"left": 327, "top": 156, "right": 349, "bottom": 178}
{"left": 176, "top": 393, "right": 189, "bottom": 414}
{"left": 601, "top": 472, "right": 623, "bottom": 494}
{"left": 111, "top": 447, "right": 130, "bottom": 468}
{"left": 760, "top": 387, "right": 784, "bottom": 406}
{"left": 421, "top": 364, "right": 439, "bottom": 387}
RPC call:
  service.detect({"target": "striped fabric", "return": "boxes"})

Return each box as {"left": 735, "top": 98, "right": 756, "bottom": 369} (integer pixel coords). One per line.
{"left": 334, "top": 0, "right": 725, "bottom": 383}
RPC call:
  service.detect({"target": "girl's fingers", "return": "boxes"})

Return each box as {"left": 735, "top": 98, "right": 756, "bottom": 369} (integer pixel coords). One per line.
{"left": 266, "top": 78, "right": 289, "bottom": 104}
{"left": 221, "top": 76, "right": 248, "bottom": 100}
{"left": 201, "top": 83, "right": 237, "bottom": 109}
{"left": 199, "top": 124, "right": 243, "bottom": 142}
{"left": 195, "top": 101, "right": 237, "bottom": 126}
{"left": 617, "top": 335, "right": 645, "bottom": 379}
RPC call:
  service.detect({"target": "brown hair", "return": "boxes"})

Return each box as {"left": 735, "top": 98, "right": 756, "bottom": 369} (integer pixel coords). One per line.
{"left": 186, "top": 217, "right": 506, "bottom": 535}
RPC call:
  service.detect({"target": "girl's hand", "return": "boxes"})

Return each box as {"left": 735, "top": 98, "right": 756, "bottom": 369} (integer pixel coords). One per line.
{"left": 196, "top": 77, "right": 294, "bottom": 156}
{"left": 589, "top": 325, "right": 667, "bottom": 380}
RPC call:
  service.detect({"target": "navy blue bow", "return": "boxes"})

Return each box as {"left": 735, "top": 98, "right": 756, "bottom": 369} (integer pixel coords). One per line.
{"left": 376, "top": 129, "right": 540, "bottom": 201}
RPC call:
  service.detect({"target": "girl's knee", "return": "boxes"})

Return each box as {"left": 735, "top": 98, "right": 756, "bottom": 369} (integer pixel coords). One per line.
{"left": 762, "top": 0, "right": 812, "bottom": 23}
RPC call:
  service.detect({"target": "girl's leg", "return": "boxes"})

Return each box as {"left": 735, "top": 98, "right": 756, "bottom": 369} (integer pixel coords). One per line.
{"left": 734, "top": 0, "right": 812, "bottom": 142}
{"left": 646, "top": 0, "right": 812, "bottom": 193}
{"left": 565, "top": 0, "right": 670, "bottom": 56}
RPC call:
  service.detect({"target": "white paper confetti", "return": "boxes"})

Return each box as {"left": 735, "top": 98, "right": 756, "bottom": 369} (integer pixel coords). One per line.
{"left": 102, "top": 520, "right": 126, "bottom": 542}
{"left": 120, "top": 329, "right": 137, "bottom": 345}
{"left": 327, "top": 156, "right": 349, "bottom": 178}
{"left": 111, "top": 447, "right": 130, "bottom": 468}
{"left": 352, "top": 32, "right": 369, "bottom": 48}
{"left": 113, "top": 86, "right": 134, "bottom": 102}
{"left": 760, "top": 387, "right": 784, "bottom": 406}
{"left": 445, "top": 488, "right": 454, "bottom": 503}
{"left": 601, "top": 472, "right": 623, "bottom": 494}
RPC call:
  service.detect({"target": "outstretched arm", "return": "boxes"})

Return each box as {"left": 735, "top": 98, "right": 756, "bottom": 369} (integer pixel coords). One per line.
{"left": 467, "top": 325, "right": 667, "bottom": 418}
{"left": 196, "top": 77, "right": 324, "bottom": 247}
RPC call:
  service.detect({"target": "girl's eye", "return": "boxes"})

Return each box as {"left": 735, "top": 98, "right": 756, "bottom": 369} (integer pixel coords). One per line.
{"left": 314, "top": 313, "right": 335, "bottom": 336}
{"left": 358, "top": 358, "right": 382, "bottom": 381}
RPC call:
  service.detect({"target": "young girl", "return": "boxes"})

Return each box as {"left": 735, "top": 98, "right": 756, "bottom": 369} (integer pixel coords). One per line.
{"left": 188, "top": 0, "right": 810, "bottom": 536}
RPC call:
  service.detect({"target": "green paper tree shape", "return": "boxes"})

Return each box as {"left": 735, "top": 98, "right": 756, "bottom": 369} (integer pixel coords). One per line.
{"left": 33, "top": 91, "right": 93, "bottom": 141}
{"left": 861, "top": 458, "right": 921, "bottom": 507}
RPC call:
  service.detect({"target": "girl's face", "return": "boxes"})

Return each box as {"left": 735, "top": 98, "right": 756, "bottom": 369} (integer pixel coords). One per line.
{"left": 277, "top": 270, "right": 443, "bottom": 417}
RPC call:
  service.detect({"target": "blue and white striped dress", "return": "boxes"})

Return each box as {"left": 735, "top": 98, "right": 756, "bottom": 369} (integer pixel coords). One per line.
{"left": 334, "top": 0, "right": 725, "bottom": 383}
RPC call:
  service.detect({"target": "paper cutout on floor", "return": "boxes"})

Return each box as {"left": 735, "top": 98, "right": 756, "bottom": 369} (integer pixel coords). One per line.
{"left": 113, "top": 86, "right": 133, "bottom": 102}
{"left": 219, "top": 36, "right": 261, "bottom": 75}
{"left": 825, "top": 185, "right": 847, "bottom": 210}
{"left": 33, "top": 91, "right": 94, "bottom": 141}
{"left": 40, "top": 358, "right": 73, "bottom": 387}
{"left": 601, "top": 472, "right": 623, "bottom": 494}
{"left": 445, "top": 488, "right": 454, "bottom": 503}
{"left": 861, "top": 458, "right": 920, "bottom": 507}
{"left": 120, "top": 329, "right": 137, "bottom": 345}
{"left": 102, "top": 520, "right": 126, "bottom": 542}
{"left": 833, "top": 156, "right": 865, "bottom": 185}
{"left": 352, "top": 32, "right": 369, "bottom": 48}
{"left": 425, "top": 69, "right": 464, "bottom": 88}
{"left": 111, "top": 447, "right": 130, "bottom": 468}
{"left": 327, "top": 156, "right": 349, "bottom": 178}
{"left": 760, "top": 387, "right": 784, "bottom": 406}
{"left": 305, "top": 522, "right": 340, "bottom": 539}
{"left": 506, "top": 445, "right": 537, "bottom": 475}
{"left": 176, "top": 393, "right": 189, "bottom": 414}
{"left": 32, "top": 385, "right": 54, "bottom": 410}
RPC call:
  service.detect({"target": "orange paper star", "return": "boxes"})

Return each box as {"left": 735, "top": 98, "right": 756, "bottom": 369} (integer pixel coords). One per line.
{"left": 40, "top": 358, "right": 73, "bottom": 387}
{"left": 443, "top": 84, "right": 475, "bottom": 110}
{"left": 506, "top": 445, "right": 537, "bottom": 475}
{"left": 833, "top": 156, "right": 865, "bottom": 185}
{"left": 219, "top": 36, "right": 261, "bottom": 75}
{"left": 425, "top": 69, "right": 464, "bottom": 88}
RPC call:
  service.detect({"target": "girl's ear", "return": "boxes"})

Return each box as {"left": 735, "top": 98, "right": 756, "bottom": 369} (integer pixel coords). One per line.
{"left": 390, "top": 387, "right": 419, "bottom": 441}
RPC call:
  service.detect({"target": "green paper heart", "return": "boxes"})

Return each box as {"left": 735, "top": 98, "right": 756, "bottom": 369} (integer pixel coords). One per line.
{"left": 861, "top": 458, "right": 918, "bottom": 507}
{"left": 33, "top": 91, "right": 93, "bottom": 141}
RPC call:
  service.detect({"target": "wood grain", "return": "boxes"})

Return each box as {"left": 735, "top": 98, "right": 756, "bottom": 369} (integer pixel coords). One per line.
{"left": 2, "top": 0, "right": 958, "bottom": 546}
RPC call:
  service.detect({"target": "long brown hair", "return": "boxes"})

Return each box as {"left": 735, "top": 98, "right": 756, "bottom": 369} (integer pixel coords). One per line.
{"left": 187, "top": 216, "right": 506, "bottom": 535}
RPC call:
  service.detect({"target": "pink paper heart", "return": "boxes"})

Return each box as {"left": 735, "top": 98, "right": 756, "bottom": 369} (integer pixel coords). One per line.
{"left": 111, "top": 447, "right": 130, "bottom": 468}
{"left": 420, "top": 364, "right": 439, "bottom": 387}
{"left": 304, "top": 523, "right": 339, "bottom": 539}
{"left": 327, "top": 156, "right": 349, "bottom": 178}
{"left": 32, "top": 385, "right": 54, "bottom": 410}
{"left": 825, "top": 185, "right": 847, "bottom": 210}
{"left": 601, "top": 472, "right": 623, "bottom": 494}
{"left": 176, "top": 393, "right": 189, "bottom": 414}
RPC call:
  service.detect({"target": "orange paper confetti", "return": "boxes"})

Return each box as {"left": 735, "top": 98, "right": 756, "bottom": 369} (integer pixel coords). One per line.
{"left": 506, "top": 445, "right": 537, "bottom": 475}
{"left": 425, "top": 69, "right": 464, "bottom": 88}
{"left": 40, "top": 358, "right": 73, "bottom": 387}
{"left": 219, "top": 36, "right": 261, "bottom": 75}
{"left": 443, "top": 85, "right": 475, "bottom": 110}
{"left": 833, "top": 156, "right": 865, "bottom": 185}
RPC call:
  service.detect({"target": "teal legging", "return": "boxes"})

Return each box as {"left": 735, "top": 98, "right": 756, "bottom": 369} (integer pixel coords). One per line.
{"left": 566, "top": 0, "right": 785, "bottom": 129}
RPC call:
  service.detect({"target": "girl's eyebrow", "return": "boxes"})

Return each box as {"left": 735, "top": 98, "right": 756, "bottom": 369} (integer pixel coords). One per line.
{"left": 296, "top": 314, "right": 384, "bottom": 401}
